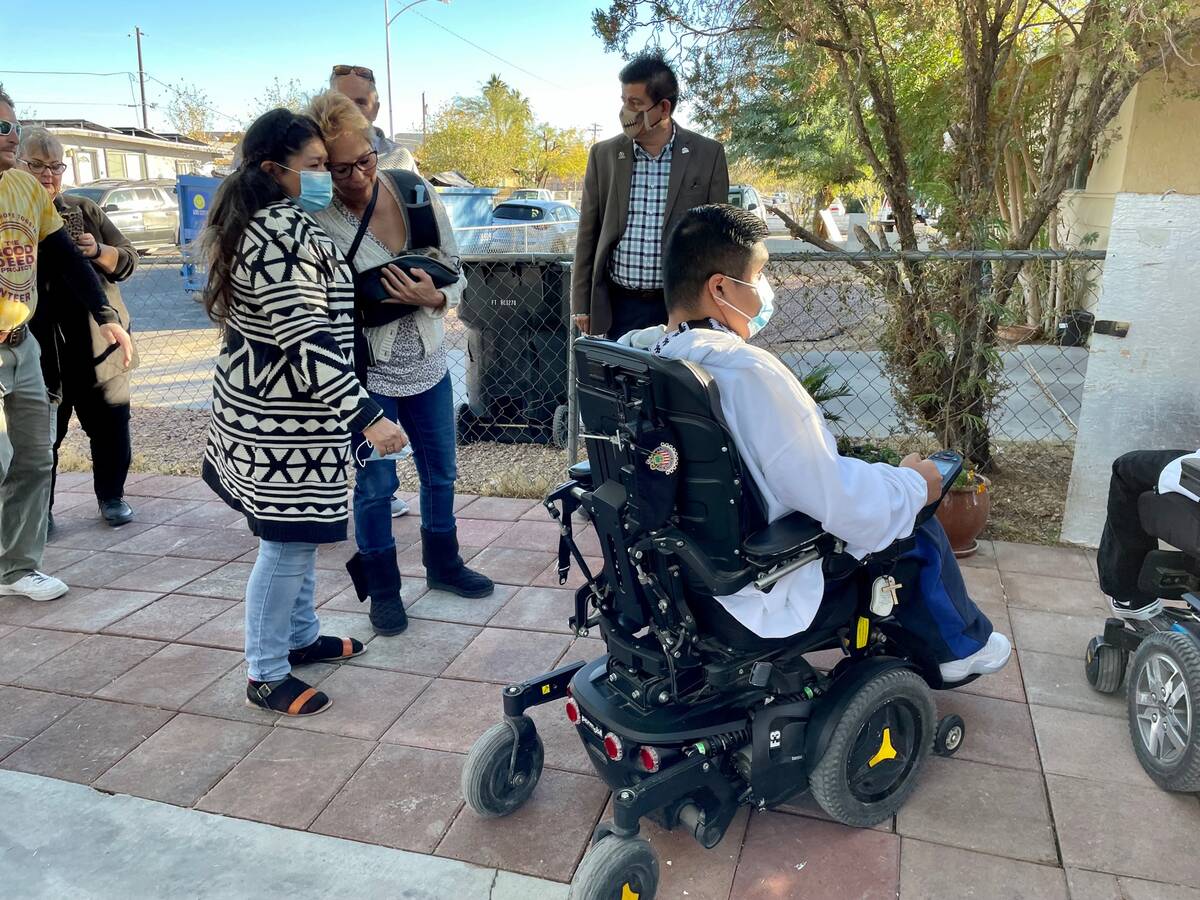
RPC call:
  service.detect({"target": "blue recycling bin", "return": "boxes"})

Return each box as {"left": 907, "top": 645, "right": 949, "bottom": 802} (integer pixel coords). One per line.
{"left": 177, "top": 174, "right": 221, "bottom": 292}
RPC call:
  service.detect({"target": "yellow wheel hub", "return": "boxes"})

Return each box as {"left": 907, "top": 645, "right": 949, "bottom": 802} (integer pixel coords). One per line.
{"left": 868, "top": 726, "right": 898, "bottom": 768}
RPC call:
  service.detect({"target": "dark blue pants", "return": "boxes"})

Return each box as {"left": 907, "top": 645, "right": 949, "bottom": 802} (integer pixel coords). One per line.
{"left": 885, "top": 518, "right": 992, "bottom": 663}
{"left": 352, "top": 374, "right": 457, "bottom": 554}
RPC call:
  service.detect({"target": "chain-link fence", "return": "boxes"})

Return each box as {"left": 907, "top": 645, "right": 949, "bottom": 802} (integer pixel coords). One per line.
{"left": 95, "top": 242, "right": 1103, "bottom": 536}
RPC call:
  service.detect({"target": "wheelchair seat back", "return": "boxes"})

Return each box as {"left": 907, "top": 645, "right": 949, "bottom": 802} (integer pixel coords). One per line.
{"left": 573, "top": 337, "right": 763, "bottom": 629}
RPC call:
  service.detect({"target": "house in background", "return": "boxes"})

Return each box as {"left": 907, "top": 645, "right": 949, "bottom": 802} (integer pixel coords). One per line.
{"left": 30, "top": 120, "right": 222, "bottom": 187}
{"left": 1060, "top": 61, "right": 1200, "bottom": 249}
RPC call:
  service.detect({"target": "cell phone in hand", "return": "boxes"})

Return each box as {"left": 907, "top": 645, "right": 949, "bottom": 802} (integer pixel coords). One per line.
{"left": 61, "top": 207, "right": 85, "bottom": 242}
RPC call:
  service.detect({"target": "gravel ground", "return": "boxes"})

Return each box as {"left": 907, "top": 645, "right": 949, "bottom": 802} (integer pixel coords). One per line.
{"left": 58, "top": 407, "right": 1071, "bottom": 543}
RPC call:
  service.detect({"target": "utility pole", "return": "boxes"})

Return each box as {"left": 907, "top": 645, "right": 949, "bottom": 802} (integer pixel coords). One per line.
{"left": 133, "top": 26, "right": 148, "bottom": 129}
{"left": 589, "top": 123, "right": 601, "bottom": 145}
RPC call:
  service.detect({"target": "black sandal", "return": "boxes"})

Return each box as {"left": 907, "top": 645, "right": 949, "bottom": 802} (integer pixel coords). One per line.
{"left": 246, "top": 675, "right": 331, "bottom": 717}
{"left": 289, "top": 635, "right": 366, "bottom": 666}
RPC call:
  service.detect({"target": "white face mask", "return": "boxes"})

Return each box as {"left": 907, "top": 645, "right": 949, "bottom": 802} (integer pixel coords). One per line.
{"left": 715, "top": 273, "right": 776, "bottom": 339}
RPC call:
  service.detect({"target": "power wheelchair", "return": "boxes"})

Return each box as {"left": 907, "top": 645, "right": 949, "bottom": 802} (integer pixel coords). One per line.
{"left": 462, "top": 338, "right": 975, "bottom": 900}
{"left": 1085, "top": 458, "right": 1200, "bottom": 792}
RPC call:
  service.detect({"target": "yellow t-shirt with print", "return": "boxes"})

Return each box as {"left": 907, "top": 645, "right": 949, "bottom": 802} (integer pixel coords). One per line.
{"left": 0, "top": 168, "right": 63, "bottom": 319}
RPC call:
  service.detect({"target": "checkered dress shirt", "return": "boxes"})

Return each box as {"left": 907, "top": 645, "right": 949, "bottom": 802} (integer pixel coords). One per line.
{"left": 609, "top": 128, "right": 676, "bottom": 290}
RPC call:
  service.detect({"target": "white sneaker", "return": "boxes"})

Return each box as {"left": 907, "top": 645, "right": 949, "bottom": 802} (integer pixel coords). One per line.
{"left": 939, "top": 632, "right": 1012, "bottom": 683}
{"left": 0, "top": 571, "right": 69, "bottom": 602}
{"left": 390, "top": 496, "right": 411, "bottom": 518}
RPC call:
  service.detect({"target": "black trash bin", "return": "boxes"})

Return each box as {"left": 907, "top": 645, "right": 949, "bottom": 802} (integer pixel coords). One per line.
{"left": 1057, "top": 309, "right": 1095, "bottom": 347}
{"left": 456, "top": 260, "right": 570, "bottom": 446}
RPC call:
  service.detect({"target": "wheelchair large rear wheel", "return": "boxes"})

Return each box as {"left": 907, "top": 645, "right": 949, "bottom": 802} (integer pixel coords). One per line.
{"left": 1127, "top": 631, "right": 1200, "bottom": 791}
{"left": 810, "top": 668, "right": 936, "bottom": 828}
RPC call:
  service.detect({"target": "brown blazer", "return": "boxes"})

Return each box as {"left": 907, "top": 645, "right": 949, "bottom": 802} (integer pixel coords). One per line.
{"left": 571, "top": 125, "right": 729, "bottom": 336}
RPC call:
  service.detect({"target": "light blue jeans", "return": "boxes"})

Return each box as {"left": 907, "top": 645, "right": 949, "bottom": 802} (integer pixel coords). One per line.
{"left": 244, "top": 540, "right": 321, "bottom": 682}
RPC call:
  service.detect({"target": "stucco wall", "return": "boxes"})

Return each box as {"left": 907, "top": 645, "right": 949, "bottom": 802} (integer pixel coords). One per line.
{"left": 1061, "top": 193, "right": 1200, "bottom": 547}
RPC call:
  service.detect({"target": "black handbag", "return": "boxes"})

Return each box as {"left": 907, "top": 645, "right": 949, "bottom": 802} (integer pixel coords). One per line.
{"left": 345, "top": 173, "right": 459, "bottom": 324}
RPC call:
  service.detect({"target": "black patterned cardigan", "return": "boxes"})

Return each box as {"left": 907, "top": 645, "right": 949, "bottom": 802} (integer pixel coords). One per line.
{"left": 203, "top": 201, "right": 383, "bottom": 544}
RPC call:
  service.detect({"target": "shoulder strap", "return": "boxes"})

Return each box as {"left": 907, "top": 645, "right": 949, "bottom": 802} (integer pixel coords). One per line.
{"left": 384, "top": 169, "right": 440, "bottom": 250}
{"left": 345, "top": 179, "right": 380, "bottom": 268}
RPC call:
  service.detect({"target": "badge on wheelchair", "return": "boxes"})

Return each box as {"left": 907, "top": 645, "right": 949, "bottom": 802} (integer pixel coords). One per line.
{"left": 870, "top": 575, "right": 902, "bottom": 616}
{"left": 647, "top": 442, "right": 679, "bottom": 475}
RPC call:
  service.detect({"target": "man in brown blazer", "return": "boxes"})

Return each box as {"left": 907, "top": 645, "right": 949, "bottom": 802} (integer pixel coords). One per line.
{"left": 572, "top": 51, "right": 730, "bottom": 339}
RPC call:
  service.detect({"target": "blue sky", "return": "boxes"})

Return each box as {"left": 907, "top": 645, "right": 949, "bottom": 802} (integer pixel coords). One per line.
{"left": 4, "top": 0, "right": 670, "bottom": 139}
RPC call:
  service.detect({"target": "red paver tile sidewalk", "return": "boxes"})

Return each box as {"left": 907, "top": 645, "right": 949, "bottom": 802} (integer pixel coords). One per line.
{"left": 5, "top": 474, "right": 1199, "bottom": 897}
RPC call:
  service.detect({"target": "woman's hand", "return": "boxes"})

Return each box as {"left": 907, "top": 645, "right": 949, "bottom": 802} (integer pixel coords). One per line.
{"left": 362, "top": 417, "right": 408, "bottom": 457}
{"left": 99, "top": 322, "right": 134, "bottom": 367}
{"left": 380, "top": 265, "right": 446, "bottom": 309}
{"left": 75, "top": 233, "right": 101, "bottom": 259}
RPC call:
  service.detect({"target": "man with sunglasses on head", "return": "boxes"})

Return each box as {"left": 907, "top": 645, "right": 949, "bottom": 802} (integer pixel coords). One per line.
{"left": 329, "top": 64, "right": 417, "bottom": 174}
{"left": 0, "top": 85, "right": 133, "bottom": 602}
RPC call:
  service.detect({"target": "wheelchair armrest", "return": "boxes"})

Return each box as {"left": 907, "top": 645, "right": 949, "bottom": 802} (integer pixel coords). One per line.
{"left": 742, "top": 511, "right": 825, "bottom": 564}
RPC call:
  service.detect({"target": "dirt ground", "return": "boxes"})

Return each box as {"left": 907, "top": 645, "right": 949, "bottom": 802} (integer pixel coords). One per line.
{"left": 58, "top": 408, "right": 1071, "bottom": 545}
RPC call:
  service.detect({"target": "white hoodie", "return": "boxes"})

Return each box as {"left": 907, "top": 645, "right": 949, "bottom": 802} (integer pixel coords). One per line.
{"left": 621, "top": 324, "right": 929, "bottom": 637}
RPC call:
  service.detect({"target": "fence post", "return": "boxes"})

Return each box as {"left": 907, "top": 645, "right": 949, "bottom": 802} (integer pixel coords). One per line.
{"left": 564, "top": 260, "right": 579, "bottom": 467}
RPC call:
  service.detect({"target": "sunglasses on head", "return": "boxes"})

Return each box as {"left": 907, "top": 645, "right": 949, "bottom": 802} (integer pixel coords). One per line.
{"left": 0, "top": 120, "right": 21, "bottom": 139}
{"left": 332, "top": 65, "right": 375, "bottom": 83}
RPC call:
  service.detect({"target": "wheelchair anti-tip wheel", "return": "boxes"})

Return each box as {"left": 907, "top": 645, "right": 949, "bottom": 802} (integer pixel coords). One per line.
{"left": 809, "top": 668, "right": 936, "bottom": 828}
{"left": 1085, "top": 635, "right": 1128, "bottom": 694}
{"left": 461, "top": 717, "right": 544, "bottom": 818}
{"left": 1127, "top": 631, "right": 1200, "bottom": 792}
{"left": 934, "top": 714, "right": 966, "bottom": 757}
{"left": 568, "top": 834, "right": 659, "bottom": 900}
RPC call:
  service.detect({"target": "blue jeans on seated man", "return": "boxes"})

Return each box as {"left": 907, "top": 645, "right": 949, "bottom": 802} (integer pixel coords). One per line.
{"left": 245, "top": 540, "right": 320, "bottom": 682}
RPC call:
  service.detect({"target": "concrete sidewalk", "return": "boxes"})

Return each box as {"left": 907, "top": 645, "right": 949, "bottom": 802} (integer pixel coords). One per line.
{"left": 0, "top": 771, "right": 565, "bottom": 900}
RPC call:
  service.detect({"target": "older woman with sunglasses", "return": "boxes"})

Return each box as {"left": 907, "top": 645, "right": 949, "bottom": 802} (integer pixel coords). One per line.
{"left": 19, "top": 127, "right": 139, "bottom": 530}
{"left": 306, "top": 92, "right": 492, "bottom": 638}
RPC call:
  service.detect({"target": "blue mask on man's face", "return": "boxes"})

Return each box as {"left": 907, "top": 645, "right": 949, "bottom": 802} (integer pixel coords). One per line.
{"left": 278, "top": 165, "right": 333, "bottom": 213}
{"left": 716, "top": 273, "right": 775, "bottom": 338}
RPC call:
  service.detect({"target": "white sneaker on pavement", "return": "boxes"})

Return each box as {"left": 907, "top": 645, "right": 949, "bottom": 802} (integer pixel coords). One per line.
{"left": 0, "top": 571, "right": 69, "bottom": 602}
{"left": 938, "top": 632, "right": 1011, "bottom": 683}
{"left": 391, "top": 496, "right": 410, "bottom": 518}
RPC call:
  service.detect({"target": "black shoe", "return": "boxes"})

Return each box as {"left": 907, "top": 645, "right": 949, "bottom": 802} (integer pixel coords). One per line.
{"left": 346, "top": 551, "right": 408, "bottom": 636}
{"left": 422, "top": 527, "right": 495, "bottom": 599}
{"left": 99, "top": 498, "right": 134, "bottom": 527}
{"left": 1110, "top": 596, "right": 1164, "bottom": 621}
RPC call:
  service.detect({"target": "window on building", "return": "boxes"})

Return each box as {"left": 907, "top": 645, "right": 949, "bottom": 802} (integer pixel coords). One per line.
{"left": 106, "top": 150, "right": 127, "bottom": 180}
{"left": 175, "top": 159, "right": 197, "bottom": 175}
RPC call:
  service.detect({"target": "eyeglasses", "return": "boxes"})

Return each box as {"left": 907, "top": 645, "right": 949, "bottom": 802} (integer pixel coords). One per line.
{"left": 332, "top": 65, "right": 375, "bottom": 83}
{"left": 328, "top": 150, "right": 378, "bottom": 180}
{"left": 0, "top": 120, "right": 21, "bottom": 139}
{"left": 21, "top": 160, "right": 67, "bottom": 175}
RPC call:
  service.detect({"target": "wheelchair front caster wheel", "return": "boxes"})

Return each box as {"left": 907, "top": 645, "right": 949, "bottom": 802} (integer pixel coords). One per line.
{"left": 1127, "top": 631, "right": 1200, "bottom": 792}
{"left": 461, "top": 717, "right": 544, "bottom": 818}
{"left": 569, "top": 834, "right": 659, "bottom": 900}
{"left": 1085, "top": 635, "right": 1128, "bottom": 694}
{"left": 934, "top": 714, "right": 966, "bottom": 757}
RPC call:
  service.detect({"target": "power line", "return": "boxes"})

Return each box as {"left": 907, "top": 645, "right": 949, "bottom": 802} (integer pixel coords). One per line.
{"left": 411, "top": 10, "right": 563, "bottom": 89}
{"left": 145, "top": 74, "right": 242, "bottom": 125}
{"left": 0, "top": 69, "right": 134, "bottom": 77}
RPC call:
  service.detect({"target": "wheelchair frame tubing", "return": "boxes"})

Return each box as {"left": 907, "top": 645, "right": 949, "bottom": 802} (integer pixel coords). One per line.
{"left": 502, "top": 660, "right": 589, "bottom": 718}
{"left": 610, "top": 750, "right": 741, "bottom": 843}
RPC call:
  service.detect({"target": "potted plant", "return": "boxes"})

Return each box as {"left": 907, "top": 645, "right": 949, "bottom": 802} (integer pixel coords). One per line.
{"left": 935, "top": 469, "right": 992, "bottom": 558}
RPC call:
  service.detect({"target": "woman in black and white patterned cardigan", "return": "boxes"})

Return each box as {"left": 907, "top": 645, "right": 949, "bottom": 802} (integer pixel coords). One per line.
{"left": 201, "top": 108, "right": 406, "bottom": 717}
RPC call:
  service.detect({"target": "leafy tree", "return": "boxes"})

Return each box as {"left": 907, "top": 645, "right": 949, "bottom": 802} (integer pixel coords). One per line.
{"left": 594, "top": 0, "right": 1200, "bottom": 468}
{"left": 518, "top": 125, "right": 591, "bottom": 187}
{"left": 249, "top": 77, "right": 318, "bottom": 119}
{"left": 164, "top": 81, "right": 214, "bottom": 141}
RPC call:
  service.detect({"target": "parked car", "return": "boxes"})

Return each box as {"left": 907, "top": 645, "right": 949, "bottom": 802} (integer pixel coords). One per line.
{"left": 487, "top": 200, "right": 579, "bottom": 252}
{"left": 63, "top": 179, "right": 179, "bottom": 252}
{"left": 508, "top": 188, "right": 555, "bottom": 202}
{"left": 728, "top": 185, "right": 768, "bottom": 223}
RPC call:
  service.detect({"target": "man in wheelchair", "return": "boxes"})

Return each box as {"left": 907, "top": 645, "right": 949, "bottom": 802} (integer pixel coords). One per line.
{"left": 462, "top": 204, "right": 1013, "bottom": 899}
{"left": 620, "top": 204, "right": 1010, "bottom": 682}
